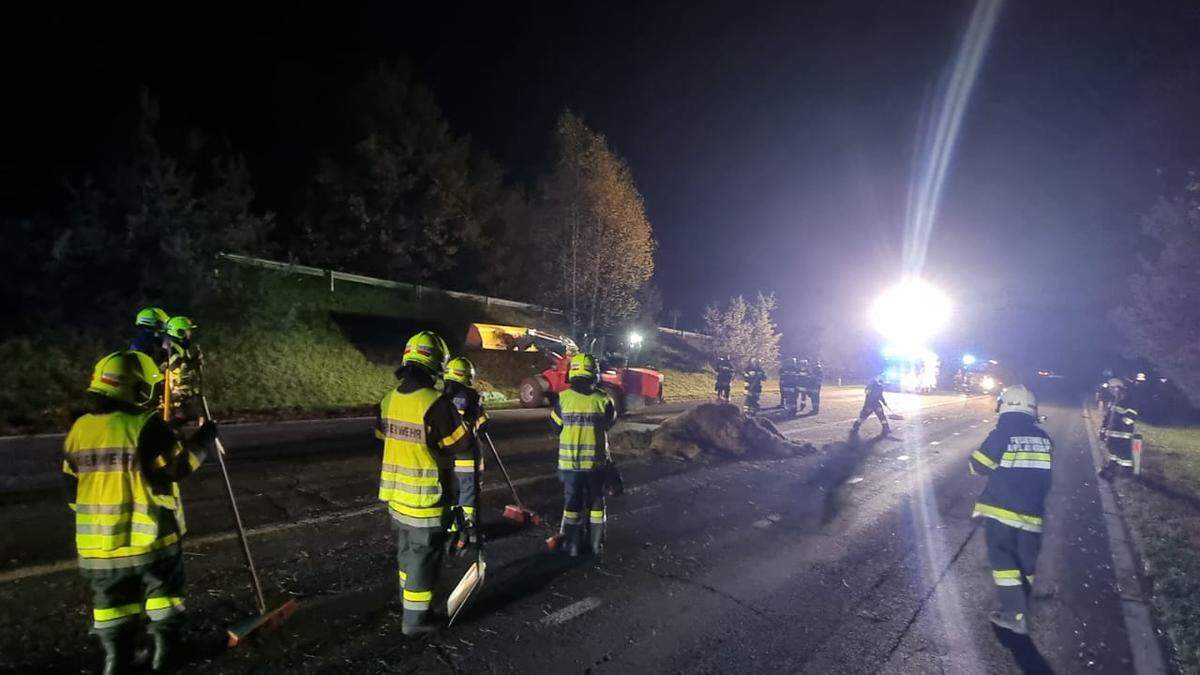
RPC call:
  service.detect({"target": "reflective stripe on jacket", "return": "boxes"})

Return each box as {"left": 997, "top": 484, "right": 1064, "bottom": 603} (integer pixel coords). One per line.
{"left": 63, "top": 411, "right": 189, "bottom": 564}
{"left": 378, "top": 386, "right": 468, "bottom": 528}
{"left": 553, "top": 389, "right": 612, "bottom": 471}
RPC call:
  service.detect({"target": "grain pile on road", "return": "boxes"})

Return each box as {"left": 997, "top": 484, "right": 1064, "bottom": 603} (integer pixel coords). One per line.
{"left": 611, "top": 403, "right": 816, "bottom": 461}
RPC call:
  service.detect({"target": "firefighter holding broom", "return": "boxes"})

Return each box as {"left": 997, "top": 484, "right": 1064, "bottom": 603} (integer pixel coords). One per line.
{"left": 551, "top": 353, "right": 617, "bottom": 557}
{"left": 443, "top": 356, "right": 489, "bottom": 554}
{"left": 376, "top": 331, "right": 472, "bottom": 635}
{"left": 64, "top": 350, "right": 217, "bottom": 673}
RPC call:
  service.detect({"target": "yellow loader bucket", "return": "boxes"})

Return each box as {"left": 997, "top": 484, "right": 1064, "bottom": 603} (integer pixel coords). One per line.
{"left": 466, "top": 323, "right": 537, "bottom": 351}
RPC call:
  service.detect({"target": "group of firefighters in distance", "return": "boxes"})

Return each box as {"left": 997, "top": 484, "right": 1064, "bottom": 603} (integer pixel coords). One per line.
{"left": 62, "top": 312, "right": 617, "bottom": 673}
{"left": 714, "top": 354, "right": 824, "bottom": 416}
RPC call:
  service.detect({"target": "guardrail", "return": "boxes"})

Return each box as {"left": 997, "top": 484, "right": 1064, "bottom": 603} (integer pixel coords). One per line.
{"left": 218, "top": 252, "right": 564, "bottom": 316}
{"left": 217, "top": 252, "right": 714, "bottom": 339}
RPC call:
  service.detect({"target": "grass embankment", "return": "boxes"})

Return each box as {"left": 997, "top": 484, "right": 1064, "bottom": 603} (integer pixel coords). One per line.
{"left": 1119, "top": 422, "right": 1200, "bottom": 673}
{"left": 0, "top": 265, "right": 560, "bottom": 434}
{"left": 0, "top": 263, "right": 723, "bottom": 434}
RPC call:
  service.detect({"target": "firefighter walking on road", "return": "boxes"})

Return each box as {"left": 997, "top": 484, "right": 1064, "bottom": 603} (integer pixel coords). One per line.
{"left": 969, "top": 385, "right": 1053, "bottom": 635}
{"left": 551, "top": 353, "right": 617, "bottom": 557}
{"left": 376, "top": 331, "right": 472, "bottom": 636}
{"left": 851, "top": 376, "right": 890, "bottom": 435}
{"left": 714, "top": 355, "right": 734, "bottom": 402}
{"left": 443, "top": 356, "right": 488, "bottom": 554}
{"left": 64, "top": 351, "right": 217, "bottom": 674}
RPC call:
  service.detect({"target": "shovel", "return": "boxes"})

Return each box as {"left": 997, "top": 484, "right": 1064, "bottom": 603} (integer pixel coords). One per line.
{"left": 446, "top": 551, "right": 486, "bottom": 626}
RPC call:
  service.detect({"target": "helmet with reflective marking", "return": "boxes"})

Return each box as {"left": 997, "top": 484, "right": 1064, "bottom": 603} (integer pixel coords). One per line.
{"left": 88, "top": 351, "right": 164, "bottom": 407}
{"left": 445, "top": 356, "right": 476, "bottom": 386}
{"left": 135, "top": 307, "right": 170, "bottom": 330}
{"left": 996, "top": 384, "right": 1037, "bottom": 418}
{"left": 569, "top": 353, "right": 599, "bottom": 381}
{"left": 402, "top": 331, "right": 450, "bottom": 374}
{"left": 165, "top": 316, "right": 196, "bottom": 341}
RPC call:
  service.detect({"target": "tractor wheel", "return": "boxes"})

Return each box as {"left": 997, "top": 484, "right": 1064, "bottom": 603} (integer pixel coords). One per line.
{"left": 519, "top": 376, "right": 549, "bottom": 408}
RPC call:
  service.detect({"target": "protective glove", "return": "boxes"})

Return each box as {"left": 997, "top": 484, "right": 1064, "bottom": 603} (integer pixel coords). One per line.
{"left": 453, "top": 518, "right": 481, "bottom": 558}
{"left": 193, "top": 420, "right": 219, "bottom": 450}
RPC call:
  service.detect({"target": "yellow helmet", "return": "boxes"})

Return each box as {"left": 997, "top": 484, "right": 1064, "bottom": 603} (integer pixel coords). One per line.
{"left": 87, "top": 351, "right": 164, "bottom": 408}
{"left": 135, "top": 307, "right": 170, "bottom": 329}
{"left": 444, "top": 356, "right": 476, "bottom": 386}
{"left": 402, "top": 330, "right": 450, "bottom": 374}
{"left": 568, "top": 353, "right": 599, "bottom": 381}
{"left": 165, "top": 316, "right": 196, "bottom": 341}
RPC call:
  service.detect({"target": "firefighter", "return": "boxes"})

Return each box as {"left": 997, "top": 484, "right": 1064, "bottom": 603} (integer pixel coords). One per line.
{"left": 550, "top": 353, "right": 617, "bottom": 557}
{"left": 968, "top": 385, "right": 1053, "bottom": 635}
{"left": 851, "top": 376, "right": 890, "bottom": 435}
{"left": 130, "top": 307, "right": 169, "bottom": 358}
{"left": 714, "top": 356, "right": 734, "bottom": 402}
{"left": 1098, "top": 384, "right": 1138, "bottom": 481}
{"left": 805, "top": 359, "right": 824, "bottom": 414}
{"left": 443, "top": 356, "right": 488, "bottom": 554}
{"left": 778, "top": 357, "right": 802, "bottom": 415}
{"left": 64, "top": 351, "right": 217, "bottom": 673}
{"left": 1097, "top": 377, "right": 1124, "bottom": 437}
{"left": 163, "top": 316, "right": 201, "bottom": 424}
{"left": 376, "top": 331, "right": 472, "bottom": 636}
{"left": 743, "top": 358, "right": 766, "bottom": 414}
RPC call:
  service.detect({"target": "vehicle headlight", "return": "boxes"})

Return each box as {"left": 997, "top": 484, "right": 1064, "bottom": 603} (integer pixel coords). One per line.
{"left": 980, "top": 376, "right": 996, "bottom": 391}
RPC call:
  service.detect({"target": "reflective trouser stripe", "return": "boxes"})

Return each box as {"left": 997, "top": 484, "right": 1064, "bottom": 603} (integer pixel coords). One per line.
{"left": 589, "top": 509, "right": 606, "bottom": 524}
{"left": 972, "top": 504, "right": 1043, "bottom": 533}
{"left": 992, "top": 569, "right": 1023, "bottom": 586}
{"left": 144, "top": 596, "right": 186, "bottom": 621}
{"left": 399, "top": 570, "right": 407, "bottom": 589}
{"left": 94, "top": 602, "right": 143, "bottom": 630}
{"left": 1107, "top": 431, "right": 1133, "bottom": 439}
{"left": 563, "top": 510, "right": 581, "bottom": 524}
{"left": 454, "top": 458, "right": 475, "bottom": 474}
{"left": 1108, "top": 455, "right": 1134, "bottom": 467}
{"left": 403, "top": 588, "right": 433, "bottom": 612}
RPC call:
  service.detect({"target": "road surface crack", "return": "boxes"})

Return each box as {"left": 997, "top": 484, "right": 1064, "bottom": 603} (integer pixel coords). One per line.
{"left": 650, "top": 570, "right": 773, "bottom": 620}
{"left": 877, "top": 521, "right": 981, "bottom": 667}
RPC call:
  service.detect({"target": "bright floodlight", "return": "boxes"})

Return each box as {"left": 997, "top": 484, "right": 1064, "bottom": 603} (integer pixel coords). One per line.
{"left": 628, "top": 331, "right": 643, "bottom": 347}
{"left": 869, "top": 280, "right": 951, "bottom": 348}
{"left": 962, "top": 353, "right": 977, "bottom": 366}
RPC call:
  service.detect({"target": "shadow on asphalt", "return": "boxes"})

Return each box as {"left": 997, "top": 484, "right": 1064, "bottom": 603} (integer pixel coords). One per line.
{"left": 992, "top": 627, "right": 1055, "bottom": 674}
{"left": 455, "top": 550, "right": 581, "bottom": 625}
{"left": 783, "top": 432, "right": 889, "bottom": 528}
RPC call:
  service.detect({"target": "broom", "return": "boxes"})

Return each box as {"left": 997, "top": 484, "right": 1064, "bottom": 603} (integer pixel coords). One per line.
{"left": 482, "top": 432, "right": 542, "bottom": 526}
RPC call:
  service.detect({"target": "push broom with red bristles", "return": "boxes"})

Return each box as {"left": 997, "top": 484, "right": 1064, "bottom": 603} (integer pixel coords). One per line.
{"left": 200, "top": 393, "right": 300, "bottom": 647}
{"left": 482, "top": 432, "right": 542, "bottom": 526}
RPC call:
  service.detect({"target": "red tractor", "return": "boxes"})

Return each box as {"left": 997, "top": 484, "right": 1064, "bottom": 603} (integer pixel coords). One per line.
{"left": 514, "top": 330, "right": 664, "bottom": 414}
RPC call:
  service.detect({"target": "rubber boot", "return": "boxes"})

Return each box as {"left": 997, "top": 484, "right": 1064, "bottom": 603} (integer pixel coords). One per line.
{"left": 988, "top": 610, "right": 1029, "bottom": 635}
{"left": 882, "top": 424, "right": 891, "bottom": 436}
{"left": 150, "top": 625, "right": 178, "bottom": 672}
{"left": 589, "top": 523, "right": 605, "bottom": 557}
{"left": 851, "top": 421, "right": 861, "bottom": 433}
{"left": 98, "top": 626, "right": 135, "bottom": 675}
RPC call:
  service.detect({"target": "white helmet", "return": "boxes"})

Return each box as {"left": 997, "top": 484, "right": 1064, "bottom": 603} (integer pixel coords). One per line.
{"left": 996, "top": 384, "right": 1038, "bottom": 418}
{"left": 1107, "top": 377, "right": 1124, "bottom": 389}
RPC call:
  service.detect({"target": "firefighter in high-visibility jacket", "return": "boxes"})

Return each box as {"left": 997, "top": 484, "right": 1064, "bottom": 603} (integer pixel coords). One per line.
{"left": 376, "top": 331, "right": 472, "bottom": 636}
{"left": 129, "top": 307, "right": 169, "bottom": 359}
{"left": 1099, "top": 383, "right": 1138, "bottom": 481}
{"left": 163, "top": 316, "right": 202, "bottom": 424}
{"left": 551, "top": 353, "right": 617, "bottom": 557}
{"left": 443, "top": 356, "right": 489, "bottom": 552}
{"left": 968, "top": 385, "right": 1052, "bottom": 636}
{"left": 64, "top": 351, "right": 216, "bottom": 674}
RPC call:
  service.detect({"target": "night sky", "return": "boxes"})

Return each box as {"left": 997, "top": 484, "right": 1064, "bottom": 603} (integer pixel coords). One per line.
{"left": 5, "top": 2, "right": 1199, "bottom": 377}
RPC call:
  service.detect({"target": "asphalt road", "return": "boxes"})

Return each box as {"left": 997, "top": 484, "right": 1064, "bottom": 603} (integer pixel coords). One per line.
{"left": 0, "top": 388, "right": 1157, "bottom": 674}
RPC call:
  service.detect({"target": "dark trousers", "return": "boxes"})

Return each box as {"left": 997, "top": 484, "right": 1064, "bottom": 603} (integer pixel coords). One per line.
{"left": 560, "top": 470, "right": 606, "bottom": 549}
{"left": 82, "top": 545, "right": 186, "bottom": 637}
{"left": 395, "top": 524, "right": 448, "bottom": 627}
{"left": 715, "top": 383, "right": 731, "bottom": 401}
{"left": 857, "top": 402, "right": 886, "bottom": 426}
{"left": 984, "top": 518, "right": 1041, "bottom": 617}
{"left": 805, "top": 387, "right": 821, "bottom": 411}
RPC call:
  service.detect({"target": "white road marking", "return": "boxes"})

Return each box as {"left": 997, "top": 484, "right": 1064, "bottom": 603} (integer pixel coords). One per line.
{"left": 929, "top": 441, "right": 941, "bottom": 446}
{"left": 540, "top": 597, "right": 604, "bottom": 626}
{"left": 1082, "top": 408, "right": 1168, "bottom": 675}
{"left": 952, "top": 432, "right": 960, "bottom": 436}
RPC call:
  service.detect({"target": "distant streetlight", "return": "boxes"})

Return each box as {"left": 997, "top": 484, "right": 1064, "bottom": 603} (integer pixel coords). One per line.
{"left": 962, "top": 354, "right": 977, "bottom": 366}
{"left": 628, "top": 331, "right": 644, "bottom": 349}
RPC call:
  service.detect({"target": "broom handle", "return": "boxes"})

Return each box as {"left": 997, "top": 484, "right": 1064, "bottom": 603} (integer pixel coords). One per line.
{"left": 483, "top": 432, "right": 524, "bottom": 508}
{"left": 201, "top": 393, "right": 268, "bottom": 614}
